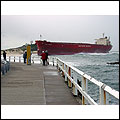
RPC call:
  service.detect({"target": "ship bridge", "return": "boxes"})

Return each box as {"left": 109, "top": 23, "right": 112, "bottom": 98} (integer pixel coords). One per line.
{"left": 95, "top": 34, "right": 111, "bottom": 45}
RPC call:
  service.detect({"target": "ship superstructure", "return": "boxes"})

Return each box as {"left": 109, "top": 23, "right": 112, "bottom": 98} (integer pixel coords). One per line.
{"left": 95, "top": 33, "right": 111, "bottom": 45}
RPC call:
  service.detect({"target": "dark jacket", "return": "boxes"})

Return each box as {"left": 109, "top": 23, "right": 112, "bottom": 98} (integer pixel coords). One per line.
{"left": 3, "top": 51, "right": 6, "bottom": 60}
{"left": 45, "top": 52, "right": 48, "bottom": 59}
{"left": 23, "top": 52, "right": 27, "bottom": 58}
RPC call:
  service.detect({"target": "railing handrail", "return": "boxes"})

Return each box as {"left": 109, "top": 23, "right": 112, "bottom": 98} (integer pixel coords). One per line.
{"left": 1, "top": 55, "right": 54, "bottom": 65}
{"left": 56, "top": 57, "right": 119, "bottom": 99}
{"left": 56, "top": 57, "right": 119, "bottom": 105}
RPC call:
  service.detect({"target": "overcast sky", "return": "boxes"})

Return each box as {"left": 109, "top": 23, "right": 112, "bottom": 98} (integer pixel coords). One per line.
{"left": 1, "top": 15, "right": 119, "bottom": 51}
{"left": 1, "top": 1, "right": 119, "bottom": 51}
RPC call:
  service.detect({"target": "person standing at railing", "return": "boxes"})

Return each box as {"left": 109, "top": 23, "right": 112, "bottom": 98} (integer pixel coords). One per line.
{"left": 40, "top": 51, "right": 46, "bottom": 66}
{"left": 23, "top": 50, "right": 27, "bottom": 63}
{"left": 3, "top": 50, "right": 7, "bottom": 61}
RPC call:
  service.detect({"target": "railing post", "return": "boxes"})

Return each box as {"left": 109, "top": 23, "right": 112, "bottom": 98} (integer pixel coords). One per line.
{"left": 77, "top": 76, "right": 82, "bottom": 96}
{"left": 72, "top": 71, "right": 78, "bottom": 96}
{"left": 52, "top": 58, "right": 54, "bottom": 66}
{"left": 65, "top": 65, "right": 68, "bottom": 82}
{"left": 68, "top": 67, "right": 72, "bottom": 87}
{"left": 57, "top": 60, "right": 60, "bottom": 72}
{"left": 62, "top": 63, "right": 64, "bottom": 77}
{"left": 14, "top": 56, "right": 15, "bottom": 62}
{"left": 7, "top": 61, "right": 10, "bottom": 70}
{"left": 9, "top": 56, "right": 11, "bottom": 62}
{"left": 19, "top": 56, "right": 21, "bottom": 62}
{"left": 40, "top": 57, "right": 41, "bottom": 64}
{"left": 56, "top": 59, "right": 58, "bottom": 69}
{"left": 82, "top": 76, "right": 88, "bottom": 105}
{"left": 32, "top": 57, "right": 34, "bottom": 64}
{"left": 99, "top": 84, "right": 109, "bottom": 105}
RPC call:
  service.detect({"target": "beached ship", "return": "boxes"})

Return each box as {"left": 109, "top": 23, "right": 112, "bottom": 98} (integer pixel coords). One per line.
{"left": 35, "top": 33, "right": 112, "bottom": 55}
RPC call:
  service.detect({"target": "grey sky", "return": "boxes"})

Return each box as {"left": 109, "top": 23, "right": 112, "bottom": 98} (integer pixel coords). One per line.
{"left": 1, "top": 15, "right": 119, "bottom": 51}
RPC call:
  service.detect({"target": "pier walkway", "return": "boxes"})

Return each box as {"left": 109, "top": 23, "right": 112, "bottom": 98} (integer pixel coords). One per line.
{"left": 1, "top": 62, "right": 80, "bottom": 105}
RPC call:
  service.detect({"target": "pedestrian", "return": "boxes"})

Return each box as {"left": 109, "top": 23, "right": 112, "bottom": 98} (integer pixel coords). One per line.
{"left": 3, "top": 50, "right": 7, "bottom": 61}
{"left": 45, "top": 50, "right": 49, "bottom": 65}
{"left": 40, "top": 51, "right": 46, "bottom": 66}
{"left": 23, "top": 50, "right": 27, "bottom": 63}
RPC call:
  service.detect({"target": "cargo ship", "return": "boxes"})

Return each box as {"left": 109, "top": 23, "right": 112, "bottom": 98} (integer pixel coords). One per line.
{"left": 35, "top": 34, "right": 112, "bottom": 55}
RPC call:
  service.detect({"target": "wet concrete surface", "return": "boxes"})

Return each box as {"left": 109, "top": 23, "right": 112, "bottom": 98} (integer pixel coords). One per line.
{"left": 1, "top": 62, "right": 81, "bottom": 105}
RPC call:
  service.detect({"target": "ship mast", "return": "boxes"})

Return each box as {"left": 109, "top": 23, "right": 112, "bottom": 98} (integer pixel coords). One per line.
{"left": 103, "top": 33, "right": 105, "bottom": 38}
{"left": 40, "top": 34, "right": 42, "bottom": 40}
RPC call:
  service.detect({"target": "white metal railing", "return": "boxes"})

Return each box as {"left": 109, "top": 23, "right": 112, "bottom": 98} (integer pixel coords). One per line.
{"left": 56, "top": 57, "right": 119, "bottom": 105}
{"left": 1, "top": 56, "right": 55, "bottom": 66}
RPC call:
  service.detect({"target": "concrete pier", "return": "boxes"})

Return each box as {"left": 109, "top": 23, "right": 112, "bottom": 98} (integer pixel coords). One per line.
{"left": 1, "top": 62, "right": 80, "bottom": 105}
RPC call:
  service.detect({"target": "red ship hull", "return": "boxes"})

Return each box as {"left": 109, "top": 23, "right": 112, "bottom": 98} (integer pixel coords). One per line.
{"left": 35, "top": 40, "right": 112, "bottom": 55}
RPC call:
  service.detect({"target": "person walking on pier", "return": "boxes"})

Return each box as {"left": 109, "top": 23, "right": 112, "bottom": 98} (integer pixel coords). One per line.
{"left": 23, "top": 50, "right": 27, "bottom": 63}
{"left": 40, "top": 51, "right": 46, "bottom": 66}
{"left": 3, "top": 50, "right": 7, "bottom": 61}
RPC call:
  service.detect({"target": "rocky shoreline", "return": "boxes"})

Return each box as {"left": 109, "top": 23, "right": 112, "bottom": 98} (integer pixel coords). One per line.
{"left": 1, "top": 43, "right": 37, "bottom": 55}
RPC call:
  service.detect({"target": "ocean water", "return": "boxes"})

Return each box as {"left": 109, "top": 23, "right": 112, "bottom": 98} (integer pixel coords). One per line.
{"left": 54, "top": 51, "right": 119, "bottom": 105}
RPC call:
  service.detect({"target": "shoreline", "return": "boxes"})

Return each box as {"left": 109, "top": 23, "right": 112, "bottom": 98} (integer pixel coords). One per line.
{"left": 1, "top": 51, "right": 37, "bottom": 56}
